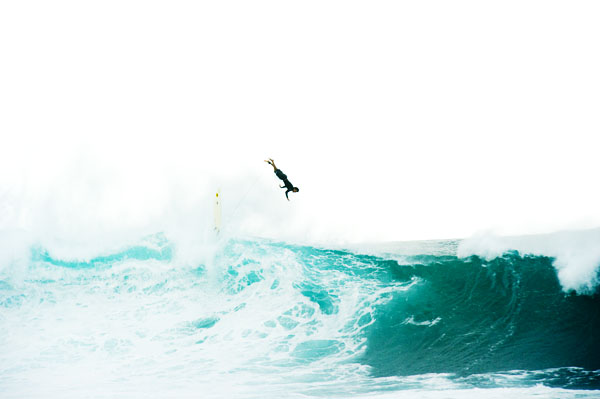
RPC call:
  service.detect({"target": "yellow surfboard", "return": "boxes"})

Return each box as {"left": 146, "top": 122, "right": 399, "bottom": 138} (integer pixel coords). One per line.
{"left": 214, "top": 191, "right": 222, "bottom": 233}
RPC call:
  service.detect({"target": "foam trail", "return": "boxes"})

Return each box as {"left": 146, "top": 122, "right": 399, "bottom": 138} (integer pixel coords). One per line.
{"left": 458, "top": 229, "right": 600, "bottom": 293}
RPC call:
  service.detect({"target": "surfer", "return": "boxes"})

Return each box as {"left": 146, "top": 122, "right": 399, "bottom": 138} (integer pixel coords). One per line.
{"left": 265, "top": 158, "right": 299, "bottom": 201}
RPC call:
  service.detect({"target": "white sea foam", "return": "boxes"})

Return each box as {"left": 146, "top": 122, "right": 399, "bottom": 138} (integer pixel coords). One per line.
{"left": 0, "top": 236, "right": 407, "bottom": 398}
{"left": 457, "top": 229, "right": 600, "bottom": 293}
{"left": 402, "top": 316, "right": 442, "bottom": 327}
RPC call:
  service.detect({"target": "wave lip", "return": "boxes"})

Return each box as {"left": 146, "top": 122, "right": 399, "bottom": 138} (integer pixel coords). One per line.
{"left": 457, "top": 229, "right": 600, "bottom": 293}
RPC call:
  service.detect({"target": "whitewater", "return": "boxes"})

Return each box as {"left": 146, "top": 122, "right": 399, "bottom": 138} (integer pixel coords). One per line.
{"left": 1, "top": 226, "right": 599, "bottom": 398}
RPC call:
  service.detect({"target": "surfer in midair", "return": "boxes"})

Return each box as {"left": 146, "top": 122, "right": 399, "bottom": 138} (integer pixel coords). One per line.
{"left": 265, "top": 158, "right": 299, "bottom": 201}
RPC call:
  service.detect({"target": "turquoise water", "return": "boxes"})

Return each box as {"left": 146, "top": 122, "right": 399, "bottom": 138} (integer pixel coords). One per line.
{"left": 0, "top": 234, "right": 599, "bottom": 398}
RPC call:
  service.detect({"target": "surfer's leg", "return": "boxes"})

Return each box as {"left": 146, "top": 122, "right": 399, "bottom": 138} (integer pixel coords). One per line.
{"left": 264, "top": 159, "right": 277, "bottom": 171}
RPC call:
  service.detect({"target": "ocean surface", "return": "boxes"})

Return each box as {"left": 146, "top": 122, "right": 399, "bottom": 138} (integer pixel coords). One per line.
{"left": 1, "top": 232, "right": 599, "bottom": 398}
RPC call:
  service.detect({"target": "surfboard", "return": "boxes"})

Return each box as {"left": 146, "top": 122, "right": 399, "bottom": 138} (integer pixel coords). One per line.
{"left": 214, "top": 191, "right": 222, "bottom": 233}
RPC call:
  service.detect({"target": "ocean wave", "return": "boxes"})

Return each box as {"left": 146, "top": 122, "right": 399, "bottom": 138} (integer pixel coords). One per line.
{"left": 0, "top": 234, "right": 598, "bottom": 397}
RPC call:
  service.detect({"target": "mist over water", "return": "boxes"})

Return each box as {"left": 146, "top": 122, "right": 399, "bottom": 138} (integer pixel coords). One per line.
{"left": 1, "top": 150, "right": 600, "bottom": 398}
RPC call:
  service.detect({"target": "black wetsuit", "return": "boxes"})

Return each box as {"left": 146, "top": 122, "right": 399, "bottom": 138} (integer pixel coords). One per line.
{"left": 275, "top": 169, "right": 294, "bottom": 200}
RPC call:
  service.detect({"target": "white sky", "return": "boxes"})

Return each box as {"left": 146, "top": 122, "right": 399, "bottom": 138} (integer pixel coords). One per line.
{"left": 1, "top": 0, "right": 599, "bottom": 244}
